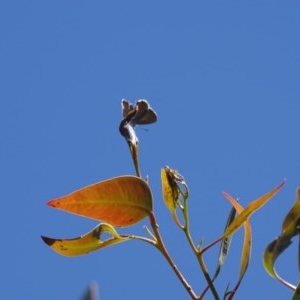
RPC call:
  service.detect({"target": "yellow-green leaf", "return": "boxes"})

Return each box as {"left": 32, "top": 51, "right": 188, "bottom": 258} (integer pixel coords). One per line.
{"left": 223, "top": 192, "right": 252, "bottom": 298}
{"left": 263, "top": 236, "right": 292, "bottom": 278}
{"left": 161, "top": 167, "right": 182, "bottom": 227}
{"left": 263, "top": 236, "right": 295, "bottom": 290}
{"left": 224, "top": 180, "right": 285, "bottom": 238}
{"left": 47, "top": 176, "right": 153, "bottom": 227}
{"left": 263, "top": 188, "right": 300, "bottom": 291}
{"left": 41, "top": 223, "right": 129, "bottom": 256}
{"left": 282, "top": 188, "right": 300, "bottom": 237}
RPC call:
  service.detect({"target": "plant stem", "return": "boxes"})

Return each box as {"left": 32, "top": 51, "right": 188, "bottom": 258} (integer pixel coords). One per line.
{"left": 196, "top": 253, "right": 220, "bottom": 300}
{"left": 182, "top": 193, "right": 198, "bottom": 254}
{"left": 148, "top": 211, "right": 198, "bottom": 299}
{"left": 130, "top": 143, "right": 141, "bottom": 177}
{"left": 181, "top": 193, "right": 220, "bottom": 300}
{"left": 125, "top": 234, "right": 156, "bottom": 246}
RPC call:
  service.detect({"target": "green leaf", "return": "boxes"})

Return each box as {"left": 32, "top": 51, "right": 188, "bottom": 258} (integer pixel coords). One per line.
{"left": 47, "top": 176, "right": 153, "bottom": 227}
{"left": 263, "top": 236, "right": 292, "bottom": 280}
{"left": 282, "top": 188, "right": 300, "bottom": 237}
{"left": 41, "top": 223, "right": 129, "bottom": 256}
{"left": 292, "top": 280, "right": 300, "bottom": 300}
{"left": 263, "top": 188, "right": 300, "bottom": 290}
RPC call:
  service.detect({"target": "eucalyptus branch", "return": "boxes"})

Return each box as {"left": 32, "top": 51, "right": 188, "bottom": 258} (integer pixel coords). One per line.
{"left": 42, "top": 99, "right": 290, "bottom": 300}
{"left": 179, "top": 185, "right": 220, "bottom": 299}
{"left": 148, "top": 211, "right": 198, "bottom": 300}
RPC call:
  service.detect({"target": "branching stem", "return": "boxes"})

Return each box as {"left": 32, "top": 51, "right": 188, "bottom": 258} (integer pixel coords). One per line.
{"left": 148, "top": 211, "right": 198, "bottom": 299}
{"left": 181, "top": 193, "right": 220, "bottom": 300}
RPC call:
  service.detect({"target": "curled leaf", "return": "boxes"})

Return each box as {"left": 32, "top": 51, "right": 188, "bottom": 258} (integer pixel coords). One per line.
{"left": 41, "top": 223, "right": 129, "bottom": 256}
{"left": 47, "top": 176, "right": 153, "bottom": 227}
{"left": 292, "top": 280, "right": 300, "bottom": 300}
{"left": 282, "top": 188, "right": 300, "bottom": 237}
{"left": 263, "top": 236, "right": 292, "bottom": 279}
{"left": 161, "top": 166, "right": 188, "bottom": 228}
{"left": 263, "top": 187, "right": 300, "bottom": 290}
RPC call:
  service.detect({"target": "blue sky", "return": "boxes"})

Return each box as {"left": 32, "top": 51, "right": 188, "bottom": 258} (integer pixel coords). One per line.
{"left": 1, "top": 1, "right": 300, "bottom": 299}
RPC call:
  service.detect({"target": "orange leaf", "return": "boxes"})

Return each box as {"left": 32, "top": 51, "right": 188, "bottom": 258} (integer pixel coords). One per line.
{"left": 41, "top": 223, "right": 129, "bottom": 256}
{"left": 224, "top": 180, "right": 285, "bottom": 238}
{"left": 47, "top": 176, "right": 153, "bottom": 227}
{"left": 223, "top": 192, "right": 252, "bottom": 299}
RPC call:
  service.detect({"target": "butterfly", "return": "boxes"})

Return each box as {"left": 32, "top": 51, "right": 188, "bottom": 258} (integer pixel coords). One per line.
{"left": 119, "top": 99, "right": 157, "bottom": 177}
{"left": 121, "top": 99, "right": 157, "bottom": 126}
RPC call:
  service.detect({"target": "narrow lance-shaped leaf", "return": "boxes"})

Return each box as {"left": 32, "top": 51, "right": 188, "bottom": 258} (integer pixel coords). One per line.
{"left": 47, "top": 176, "right": 153, "bottom": 227}
{"left": 213, "top": 205, "right": 237, "bottom": 281}
{"left": 200, "top": 205, "right": 238, "bottom": 300}
{"left": 224, "top": 180, "right": 285, "bottom": 238}
{"left": 41, "top": 223, "right": 129, "bottom": 256}
{"left": 223, "top": 192, "right": 252, "bottom": 300}
{"left": 81, "top": 282, "right": 99, "bottom": 300}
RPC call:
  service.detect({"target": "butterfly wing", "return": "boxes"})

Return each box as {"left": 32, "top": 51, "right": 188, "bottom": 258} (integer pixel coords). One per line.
{"left": 134, "top": 100, "right": 157, "bottom": 125}
{"left": 121, "top": 99, "right": 134, "bottom": 118}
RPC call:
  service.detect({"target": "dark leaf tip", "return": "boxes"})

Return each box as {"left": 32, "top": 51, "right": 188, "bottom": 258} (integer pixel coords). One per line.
{"left": 41, "top": 236, "right": 56, "bottom": 246}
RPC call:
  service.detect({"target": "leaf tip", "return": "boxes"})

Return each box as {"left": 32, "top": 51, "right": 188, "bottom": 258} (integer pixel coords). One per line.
{"left": 222, "top": 191, "right": 229, "bottom": 197}
{"left": 47, "top": 199, "right": 59, "bottom": 208}
{"left": 41, "top": 235, "right": 56, "bottom": 246}
{"left": 275, "top": 179, "right": 286, "bottom": 192}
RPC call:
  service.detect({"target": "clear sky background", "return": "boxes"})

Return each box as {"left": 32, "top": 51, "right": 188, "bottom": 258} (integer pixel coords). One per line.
{"left": 1, "top": 1, "right": 300, "bottom": 299}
